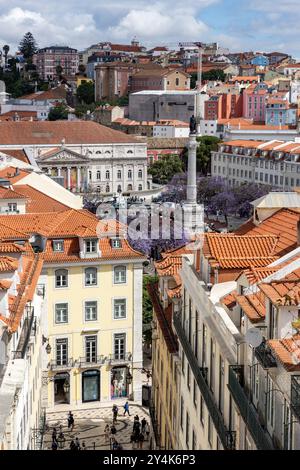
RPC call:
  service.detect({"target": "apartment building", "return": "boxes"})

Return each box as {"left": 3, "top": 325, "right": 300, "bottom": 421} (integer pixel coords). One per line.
{"left": 33, "top": 47, "right": 79, "bottom": 81}
{"left": 130, "top": 69, "right": 190, "bottom": 94}
{"left": 0, "top": 209, "right": 145, "bottom": 410}
{"left": 211, "top": 139, "right": 300, "bottom": 190}
{"left": 157, "top": 200, "right": 300, "bottom": 450}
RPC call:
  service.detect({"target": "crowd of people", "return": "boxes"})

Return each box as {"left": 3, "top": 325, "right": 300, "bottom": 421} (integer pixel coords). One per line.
{"left": 50, "top": 404, "right": 150, "bottom": 450}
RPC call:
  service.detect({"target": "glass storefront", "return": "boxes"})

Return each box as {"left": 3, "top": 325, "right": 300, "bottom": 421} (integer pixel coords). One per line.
{"left": 82, "top": 370, "right": 100, "bottom": 402}
{"left": 54, "top": 372, "right": 70, "bottom": 405}
{"left": 111, "top": 366, "right": 128, "bottom": 399}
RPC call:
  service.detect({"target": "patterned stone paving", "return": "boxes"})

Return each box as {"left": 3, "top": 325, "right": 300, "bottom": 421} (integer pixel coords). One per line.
{"left": 43, "top": 404, "right": 150, "bottom": 450}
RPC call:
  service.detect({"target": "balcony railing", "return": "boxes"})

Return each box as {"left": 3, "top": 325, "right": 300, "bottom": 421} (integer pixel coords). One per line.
{"left": 13, "top": 307, "right": 35, "bottom": 359}
{"left": 79, "top": 356, "right": 106, "bottom": 368}
{"left": 173, "top": 313, "right": 236, "bottom": 450}
{"left": 291, "top": 375, "right": 300, "bottom": 420}
{"left": 49, "top": 358, "right": 73, "bottom": 371}
{"left": 107, "top": 353, "right": 132, "bottom": 364}
{"left": 228, "top": 365, "right": 275, "bottom": 450}
{"left": 255, "top": 339, "right": 277, "bottom": 369}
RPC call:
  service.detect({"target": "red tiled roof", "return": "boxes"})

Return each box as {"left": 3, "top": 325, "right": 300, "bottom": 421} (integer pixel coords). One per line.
{"left": 0, "top": 121, "right": 140, "bottom": 145}
{"left": 236, "top": 291, "right": 266, "bottom": 323}
{"left": 220, "top": 290, "right": 237, "bottom": 309}
{"left": 259, "top": 268, "right": 300, "bottom": 306}
{"left": 13, "top": 185, "right": 69, "bottom": 213}
{"left": 0, "top": 186, "right": 27, "bottom": 200}
{"left": 0, "top": 166, "right": 29, "bottom": 183}
{"left": 268, "top": 335, "right": 300, "bottom": 371}
{"left": 0, "top": 149, "right": 30, "bottom": 163}
{"left": 0, "top": 256, "right": 18, "bottom": 272}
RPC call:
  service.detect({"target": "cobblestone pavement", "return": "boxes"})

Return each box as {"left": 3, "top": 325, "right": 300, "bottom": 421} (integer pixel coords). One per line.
{"left": 44, "top": 404, "right": 150, "bottom": 450}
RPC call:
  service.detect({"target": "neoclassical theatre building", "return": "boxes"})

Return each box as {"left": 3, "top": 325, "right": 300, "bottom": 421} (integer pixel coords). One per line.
{"left": 0, "top": 121, "right": 150, "bottom": 194}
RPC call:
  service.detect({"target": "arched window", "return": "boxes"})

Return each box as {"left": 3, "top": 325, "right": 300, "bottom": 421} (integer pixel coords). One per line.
{"left": 138, "top": 184, "right": 143, "bottom": 191}
{"left": 96, "top": 170, "right": 101, "bottom": 180}
{"left": 105, "top": 150, "right": 111, "bottom": 154}
{"left": 138, "top": 169, "right": 143, "bottom": 179}
{"left": 89, "top": 171, "right": 92, "bottom": 180}
{"left": 127, "top": 150, "right": 133, "bottom": 154}
{"left": 96, "top": 186, "right": 101, "bottom": 192}
{"left": 96, "top": 150, "right": 101, "bottom": 154}
{"left": 106, "top": 184, "right": 110, "bottom": 193}
{"left": 117, "top": 184, "right": 122, "bottom": 193}
{"left": 117, "top": 170, "right": 122, "bottom": 180}
{"left": 106, "top": 170, "right": 110, "bottom": 180}
{"left": 175, "top": 77, "right": 179, "bottom": 86}
{"left": 127, "top": 184, "right": 133, "bottom": 191}
{"left": 55, "top": 269, "right": 68, "bottom": 288}
{"left": 128, "top": 169, "right": 132, "bottom": 179}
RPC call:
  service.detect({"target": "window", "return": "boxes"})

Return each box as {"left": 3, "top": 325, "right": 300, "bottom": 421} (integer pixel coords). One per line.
{"left": 85, "top": 239, "right": 97, "bottom": 254}
{"left": 114, "top": 333, "right": 126, "bottom": 359}
{"left": 106, "top": 184, "right": 110, "bottom": 193}
{"left": 193, "top": 379, "right": 197, "bottom": 408}
{"left": 210, "top": 339, "right": 215, "bottom": 392}
{"left": 8, "top": 203, "right": 17, "bottom": 212}
{"left": 55, "top": 269, "right": 68, "bottom": 288}
{"left": 187, "top": 364, "right": 191, "bottom": 390}
{"left": 56, "top": 338, "right": 68, "bottom": 365}
{"left": 55, "top": 303, "right": 68, "bottom": 323}
{"left": 202, "top": 324, "right": 207, "bottom": 367}
{"left": 53, "top": 240, "right": 64, "bottom": 252}
{"left": 138, "top": 184, "right": 143, "bottom": 191}
{"left": 117, "top": 170, "right": 122, "bottom": 180}
{"left": 106, "top": 170, "right": 110, "bottom": 180}
{"left": 85, "top": 267, "right": 97, "bottom": 286}
{"left": 85, "top": 335, "right": 97, "bottom": 362}
{"left": 200, "top": 395, "right": 204, "bottom": 426}
{"left": 138, "top": 169, "right": 143, "bottom": 179}
{"left": 111, "top": 238, "right": 122, "bottom": 248}
{"left": 114, "top": 265, "right": 126, "bottom": 284}
{"left": 96, "top": 170, "right": 101, "bottom": 180}
{"left": 219, "top": 356, "right": 225, "bottom": 414}
{"left": 85, "top": 301, "right": 97, "bottom": 321}
{"left": 128, "top": 169, "right": 132, "bottom": 179}
{"left": 117, "top": 184, "right": 122, "bottom": 193}
{"left": 114, "top": 299, "right": 126, "bottom": 319}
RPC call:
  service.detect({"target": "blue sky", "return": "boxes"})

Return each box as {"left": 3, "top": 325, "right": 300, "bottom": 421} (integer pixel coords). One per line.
{"left": 0, "top": 0, "right": 298, "bottom": 58}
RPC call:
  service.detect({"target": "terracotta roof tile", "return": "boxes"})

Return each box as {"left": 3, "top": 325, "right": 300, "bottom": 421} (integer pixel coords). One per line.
{"left": 0, "top": 256, "right": 18, "bottom": 272}
{"left": 259, "top": 268, "right": 300, "bottom": 306}
{"left": 220, "top": 290, "right": 237, "bottom": 309}
{"left": 236, "top": 291, "right": 266, "bottom": 323}
{"left": 0, "top": 186, "right": 27, "bottom": 200}
{"left": 0, "top": 149, "right": 30, "bottom": 163}
{"left": 268, "top": 335, "right": 300, "bottom": 371}
{"left": 13, "top": 185, "right": 69, "bottom": 213}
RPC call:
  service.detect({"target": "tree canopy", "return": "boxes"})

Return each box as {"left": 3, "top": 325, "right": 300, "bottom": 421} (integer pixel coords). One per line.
{"left": 48, "top": 104, "right": 69, "bottom": 121}
{"left": 76, "top": 81, "right": 95, "bottom": 105}
{"left": 148, "top": 154, "right": 184, "bottom": 184}
{"left": 182, "top": 135, "right": 220, "bottom": 175}
{"left": 19, "top": 32, "right": 38, "bottom": 61}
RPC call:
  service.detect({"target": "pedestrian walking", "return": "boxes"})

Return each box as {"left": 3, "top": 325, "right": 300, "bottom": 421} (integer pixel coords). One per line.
{"left": 52, "top": 427, "right": 57, "bottom": 444}
{"left": 51, "top": 440, "right": 58, "bottom": 450}
{"left": 69, "top": 439, "right": 76, "bottom": 450}
{"left": 82, "top": 441, "right": 86, "bottom": 450}
{"left": 130, "top": 433, "right": 138, "bottom": 450}
{"left": 123, "top": 401, "right": 130, "bottom": 416}
{"left": 104, "top": 424, "right": 110, "bottom": 443}
{"left": 112, "top": 404, "right": 118, "bottom": 423}
{"left": 138, "top": 432, "right": 145, "bottom": 449}
{"left": 110, "top": 424, "right": 117, "bottom": 436}
{"left": 75, "top": 437, "right": 81, "bottom": 450}
{"left": 141, "top": 418, "right": 147, "bottom": 434}
{"left": 68, "top": 411, "right": 74, "bottom": 431}
{"left": 145, "top": 422, "right": 150, "bottom": 441}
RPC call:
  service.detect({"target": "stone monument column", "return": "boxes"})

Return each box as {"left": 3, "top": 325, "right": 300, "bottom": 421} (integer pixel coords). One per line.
{"left": 186, "top": 134, "right": 197, "bottom": 204}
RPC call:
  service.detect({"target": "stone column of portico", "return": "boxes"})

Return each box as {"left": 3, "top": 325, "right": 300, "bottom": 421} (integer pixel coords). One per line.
{"left": 67, "top": 167, "right": 71, "bottom": 190}
{"left": 77, "top": 167, "right": 81, "bottom": 192}
{"left": 57, "top": 168, "right": 62, "bottom": 177}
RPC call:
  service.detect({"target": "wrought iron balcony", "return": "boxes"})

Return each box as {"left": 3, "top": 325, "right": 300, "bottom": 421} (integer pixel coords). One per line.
{"left": 173, "top": 312, "right": 236, "bottom": 450}
{"left": 79, "top": 356, "right": 106, "bottom": 368}
{"left": 291, "top": 375, "right": 300, "bottom": 420}
{"left": 255, "top": 339, "right": 277, "bottom": 369}
{"left": 107, "top": 352, "right": 132, "bottom": 364}
{"left": 228, "top": 365, "right": 275, "bottom": 450}
{"left": 149, "top": 401, "right": 161, "bottom": 448}
{"left": 13, "top": 306, "right": 35, "bottom": 359}
{"left": 49, "top": 358, "right": 73, "bottom": 371}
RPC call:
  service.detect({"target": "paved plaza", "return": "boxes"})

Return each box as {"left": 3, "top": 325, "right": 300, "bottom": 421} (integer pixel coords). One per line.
{"left": 43, "top": 403, "right": 151, "bottom": 450}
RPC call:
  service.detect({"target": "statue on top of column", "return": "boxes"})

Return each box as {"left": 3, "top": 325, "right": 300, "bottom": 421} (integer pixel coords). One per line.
{"left": 189, "top": 115, "right": 197, "bottom": 134}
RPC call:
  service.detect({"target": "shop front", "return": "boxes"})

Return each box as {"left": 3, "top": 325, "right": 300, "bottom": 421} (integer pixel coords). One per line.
{"left": 111, "top": 366, "right": 129, "bottom": 399}
{"left": 82, "top": 369, "right": 100, "bottom": 403}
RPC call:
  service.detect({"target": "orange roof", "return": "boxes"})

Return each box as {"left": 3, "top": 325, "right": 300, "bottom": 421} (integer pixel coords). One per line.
{"left": 13, "top": 185, "right": 69, "bottom": 213}
{"left": 0, "top": 166, "right": 29, "bottom": 183}
{"left": 259, "top": 268, "right": 300, "bottom": 306}
{"left": 220, "top": 290, "right": 237, "bottom": 309}
{"left": 268, "top": 335, "right": 300, "bottom": 371}
{"left": 203, "top": 233, "right": 279, "bottom": 269}
{"left": 0, "top": 279, "right": 12, "bottom": 290}
{"left": 19, "top": 85, "right": 67, "bottom": 101}
{"left": 0, "top": 186, "right": 27, "bottom": 200}
{"left": 236, "top": 266, "right": 279, "bottom": 284}
{"left": 236, "top": 291, "right": 266, "bottom": 323}
{"left": 0, "top": 256, "right": 18, "bottom": 272}
{"left": 0, "top": 121, "right": 140, "bottom": 145}
{"left": 231, "top": 76, "right": 260, "bottom": 81}
{"left": 235, "top": 209, "right": 299, "bottom": 256}
{"left": 0, "top": 242, "right": 26, "bottom": 253}
{"left": 0, "top": 149, "right": 30, "bottom": 164}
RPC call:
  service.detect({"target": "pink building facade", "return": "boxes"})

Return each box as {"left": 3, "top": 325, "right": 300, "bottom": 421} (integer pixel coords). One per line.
{"left": 242, "top": 82, "right": 269, "bottom": 122}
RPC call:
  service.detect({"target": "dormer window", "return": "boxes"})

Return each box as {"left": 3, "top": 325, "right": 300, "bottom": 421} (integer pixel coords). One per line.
{"left": 111, "top": 238, "right": 122, "bottom": 249}
{"left": 85, "top": 239, "right": 98, "bottom": 254}
{"left": 53, "top": 240, "right": 64, "bottom": 252}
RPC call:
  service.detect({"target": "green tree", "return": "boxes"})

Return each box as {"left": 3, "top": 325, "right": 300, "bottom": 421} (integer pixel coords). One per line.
{"left": 143, "top": 275, "right": 158, "bottom": 344}
{"left": 19, "top": 32, "right": 38, "bottom": 62}
{"left": 78, "top": 64, "right": 86, "bottom": 74}
{"left": 48, "top": 104, "right": 68, "bottom": 121}
{"left": 77, "top": 81, "right": 95, "bottom": 105}
{"left": 148, "top": 155, "right": 184, "bottom": 184}
{"left": 190, "top": 69, "right": 226, "bottom": 88}
{"left": 3, "top": 45, "right": 9, "bottom": 67}
{"left": 182, "top": 135, "right": 220, "bottom": 175}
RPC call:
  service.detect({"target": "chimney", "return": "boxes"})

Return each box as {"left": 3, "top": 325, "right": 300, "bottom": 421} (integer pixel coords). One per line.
{"left": 15, "top": 167, "right": 20, "bottom": 177}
